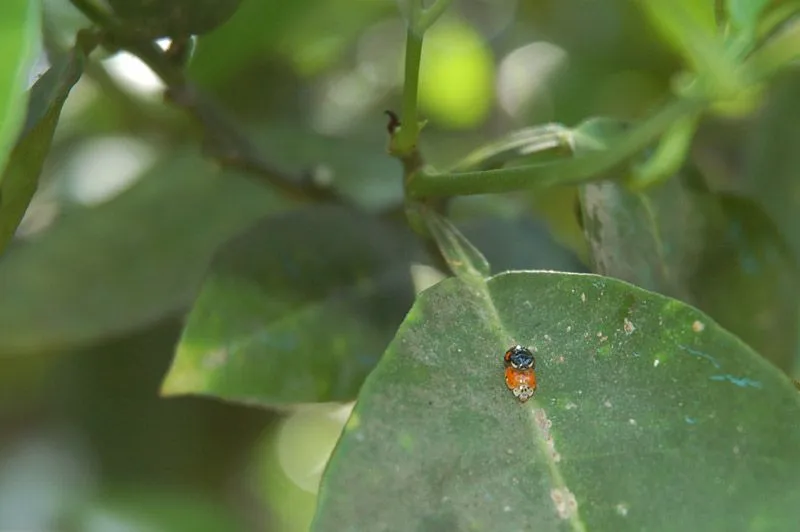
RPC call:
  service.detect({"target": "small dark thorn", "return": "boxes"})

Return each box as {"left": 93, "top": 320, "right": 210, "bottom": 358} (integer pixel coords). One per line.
{"left": 385, "top": 110, "right": 400, "bottom": 134}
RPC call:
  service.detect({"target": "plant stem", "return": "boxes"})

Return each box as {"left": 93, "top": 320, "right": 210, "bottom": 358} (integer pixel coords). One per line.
{"left": 408, "top": 96, "right": 705, "bottom": 198}
{"left": 69, "top": 0, "right": 344, "bottom": 204}
{"left": 416, "top": 0, "right": 454, "bottom": 33}
{"left": 747, "top": 15, "right": 800, "bottom": 82}
{"left": 392, "top": 29, "right": 424, "bottom": 158}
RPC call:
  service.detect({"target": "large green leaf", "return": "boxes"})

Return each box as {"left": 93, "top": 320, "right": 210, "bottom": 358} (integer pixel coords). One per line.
{"left": 0, "top": 46, "right": 85, "bottom": 256}
{"left": 162, "top": 210, "right": 583, "bottom": 407}
{"left": 0, "top": 150, "right": 284, "bottom": 355}
{"left": 0, "top": 0, "right": 40, "bottom": 180}
{"left": 314, "top": 272, "right": 800, "bottom": 530}
{"left": 161, "top": 206, "right": 420, "bottom": 405}
{"left": 579, "top": 177, "right": 798, "bottom": 371}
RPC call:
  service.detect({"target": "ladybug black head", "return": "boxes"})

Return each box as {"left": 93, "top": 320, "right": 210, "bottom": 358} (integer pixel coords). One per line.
{"left": 504, "top": 345, "right": 535, "bottom": 370}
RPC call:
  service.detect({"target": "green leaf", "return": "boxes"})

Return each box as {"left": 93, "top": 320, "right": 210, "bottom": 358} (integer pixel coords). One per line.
{"left": 690, "top": 195, "right": 799, "bottom": 373}
{"left": 187, "top": 0, "right": 315, "bottom": 86}
{"left": 161, "top": 206, "right": 420, "bottom": 405}
{"left": 250, "top": 126, "right": 402, "bottom": 212}
{"left": 579, "top": 177, "right": 799, "bottom": 371}
{"left": 449, "top": 124, "right": 572, "bottom": 172}
{"left": 743, "top": 70, "right": 800, "bottom": 265}
{"left": 0, "top": 0, "right": 40, "bottom": 180}
{"left": 459, "top": 216, "right": 586, "bottom": 275}
{"left": 0, "top": 150, "right": 283, "bottom": 355}
{"left": 0, "top": 46, "right": 85, "bottom": 256}
{"left": 579, "top": 176, "right": 708, "bottom": 302}
{"left": 74, "top": 487, "right": 243, "bottom": 532}
{"left": 727, "top": 0, "right": 770, "bottom": 33}
{"left": 107, "top": 0, "right": 243, "bottom": 38}
{"left": 629, "top": 113, "right": 699, "bottom": 188}
{"left": 314, "top": 272, "right": 800, "bottom": 530}
{"left": 639, "top": 1, "right": 742, "bottom": 97}
{"left": 420, "top": 207, "right": 489, "bottom": 282}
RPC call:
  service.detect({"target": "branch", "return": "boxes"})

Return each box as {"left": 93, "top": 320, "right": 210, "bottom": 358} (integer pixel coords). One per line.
{"left": 70, "top": 0, "right": 344, "bottom": 203}
{"left": 408, "top": 96, "right": 705, "bottom": 198}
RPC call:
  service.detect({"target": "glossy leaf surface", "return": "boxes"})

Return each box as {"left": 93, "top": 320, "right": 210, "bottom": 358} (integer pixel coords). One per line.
{"left": 314, "top": 272, "right": 800, "bottom": 530}
{"left": 0, "top": 46, "right": 84, "bottom": 255}
{"left": 161, "top": 206, "right": 420, "bottom": 405}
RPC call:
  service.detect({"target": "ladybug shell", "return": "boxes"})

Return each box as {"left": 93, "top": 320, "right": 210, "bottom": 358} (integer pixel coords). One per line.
{"left": 505, "top": 367, "right": 537, "bottom": 402}
{"left": 505, "top": 367, "right": 536, "bottom": 390}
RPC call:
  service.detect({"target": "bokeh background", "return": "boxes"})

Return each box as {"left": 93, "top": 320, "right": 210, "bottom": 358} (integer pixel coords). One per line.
{"left": 2, "top": 0, "right": 686, "bottom": 530}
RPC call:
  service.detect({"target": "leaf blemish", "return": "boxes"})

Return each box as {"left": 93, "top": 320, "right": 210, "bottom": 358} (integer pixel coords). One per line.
{"left": 685, "top": 416, "right": 697, "bottom": 425}
{"left": 581, "top": 292, "right": 586, "bottom": 303}
{"left": 678, "top": 345, "right": 721, "bottom": 368}
{"left": 709, "top": 374, "right": 763, "bottom": 389}
{"left": 623, "top": 317, "right": 635, "bottom": 335}
{"left": 202, "top": 348, "right": 228, "bottom": 368}
{"left": 616, "top": 503, "right": 629, "bottom": 517}
{"left": 692, "top": 320, "right": 705, "bottom": 333}
{"left": 533, "top": 408, "right": 561, "bottom": 462}
{"left": 550, "top": 487, "right": 578, "bottom": 519}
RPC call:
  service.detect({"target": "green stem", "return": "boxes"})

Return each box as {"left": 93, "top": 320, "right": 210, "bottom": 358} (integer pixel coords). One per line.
{"left": 416, "top": 0, "right": 454, "bottom": 32}
{"left": 408, "top": 96, "right": 705, "bottom": 198}
{"left": 392, "top": 29, "right": 424, "bottom": 156}
{"left": 747, "top": 15, "right": 800, "bottom": 82}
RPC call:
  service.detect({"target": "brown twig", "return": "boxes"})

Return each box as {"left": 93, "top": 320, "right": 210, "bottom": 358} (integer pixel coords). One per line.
{"left": 69, "top": 0, "right": 345, "bottom": 204}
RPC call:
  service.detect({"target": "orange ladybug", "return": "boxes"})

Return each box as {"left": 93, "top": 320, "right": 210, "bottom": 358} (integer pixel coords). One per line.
{"left": 504, "top": 345, "right": 537, "bottom": 402}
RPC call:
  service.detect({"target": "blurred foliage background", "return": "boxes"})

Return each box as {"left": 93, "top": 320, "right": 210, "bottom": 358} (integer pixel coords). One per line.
{"left": 1, "top": 0, "right": 788, "bottom": 530}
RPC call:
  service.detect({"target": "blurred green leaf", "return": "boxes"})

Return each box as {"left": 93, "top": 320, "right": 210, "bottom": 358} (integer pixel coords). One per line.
{"left": 0, "top": 40, "right": 82, "bottom": 257}
{"left": 75, "top": 487, "right": 244, "bottom": 532}
{"left": 421, "top": 207, "right": 489, "bottom": 281}
{"left": 449, "top": 124, "right": 572, "bottom": 172}
{"left": 0, "top": 0, "right": 40, "bottom": 179}
{"left": 579, "top": 176, "right": 708, "bottom": 302}
{"left": 727, "top": 0, "right": 770, "bottom": 33}
{"left": 251, "top": 126, "right": 402, "bottom": 212}
{"left": 639, "top": 1, "right": 742, "bottom": 96}
{"left": 690, "top": 195, "right": 799, "bottom": 373}
{"left": 579, "top": 176, "right": 799, "bottom": 370}
{"left": 107, "top": 0, "right": 243, "bottom": 38}
{"left": 0, "top": 150, "right": 284, "bottom": 354}
{"left": 161, "top": 206, "right": 420, "bottom": 405}
{"left": 570, "top": 116, "right": 629, "bottom": 155}
{"left": 187, "top": 0, "right": 315, "bottom": 87}
{"left": 459, "top": 216, "right": 586, "bottom": 274}
{"left": 743, "top": 70, "right": 800, "bottom": 265}
{"left": 630, "top": 113, "right": 698, "bottom": 188}
{"left": 314, "top": 272, "right": 800, "bottom": 530}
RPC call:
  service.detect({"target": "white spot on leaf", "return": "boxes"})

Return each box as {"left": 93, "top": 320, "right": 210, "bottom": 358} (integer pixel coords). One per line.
{"left": 623, "top": 318, "right": 635, "bottom": 335}
{"left": 550, "top": 487, "right": 578, "bottom": 519}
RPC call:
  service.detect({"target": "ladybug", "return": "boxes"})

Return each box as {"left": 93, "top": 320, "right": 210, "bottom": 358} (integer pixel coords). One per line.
{"left": 504, "top": 345, "right": 537, "bottom": 402}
